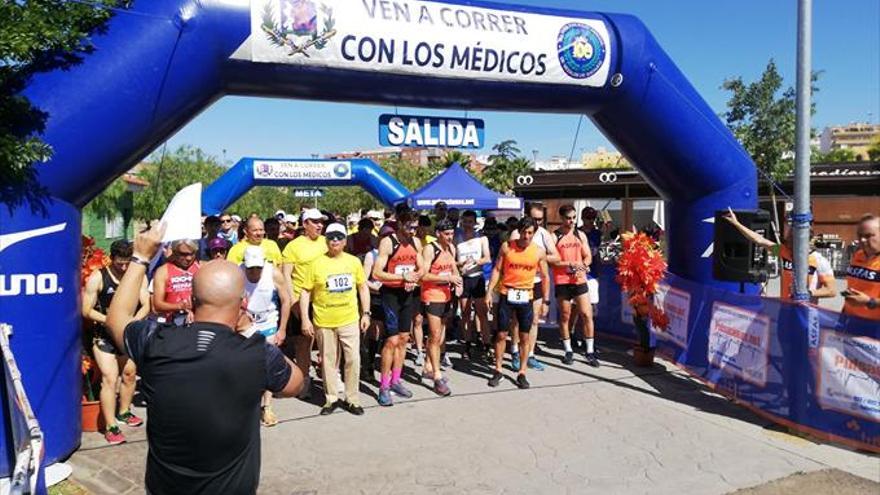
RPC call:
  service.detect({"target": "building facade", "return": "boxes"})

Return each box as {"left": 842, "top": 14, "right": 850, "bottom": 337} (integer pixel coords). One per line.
{"left": 819, "top": 123, "right": 880, "bottom": 159}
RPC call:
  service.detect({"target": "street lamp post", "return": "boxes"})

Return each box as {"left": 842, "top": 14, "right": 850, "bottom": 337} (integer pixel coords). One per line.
{"left": 792, "top": 0, "right": 812, "bottom": 301}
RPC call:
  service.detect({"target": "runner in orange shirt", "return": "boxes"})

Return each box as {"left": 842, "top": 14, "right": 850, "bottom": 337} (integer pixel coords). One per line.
{"left": 843, "top": 214, "right": 880, "bottom": 321}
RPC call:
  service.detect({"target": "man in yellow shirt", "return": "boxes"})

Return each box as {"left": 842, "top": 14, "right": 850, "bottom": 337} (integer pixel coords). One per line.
{"left": 300, "top": 223, "right": 371, "bottom": 416}
{"left": 226, "top": 216, "right": 282, "bottom": 265}
{"left": 281, "top": 208, "right": 328, "bottom": 396}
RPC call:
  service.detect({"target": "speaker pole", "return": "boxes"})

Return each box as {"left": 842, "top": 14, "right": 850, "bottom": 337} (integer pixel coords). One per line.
{"left": 792, "top": 0, "right": 813, "bottom": 302}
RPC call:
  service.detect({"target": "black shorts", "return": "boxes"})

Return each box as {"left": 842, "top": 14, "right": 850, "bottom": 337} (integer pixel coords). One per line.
{"left": 286, "top": 304, "right": 315, "bottom": 337}
{"left": 496, "top": 297, "right": 534, "bottom": 334}
{"left": 555, "top": 283, "right": 589, "bottom": 301}
{"left": 92, "top": 325, "right": 122, "bottom": 356}
{"left": 369, "top": 293, "right": 385, "bottom": 322}
{"left": 422, "top": 301, "right": 455, "bottom": 319}
{"left": 460, "top": 275, "right": 487, "bottom": 299}
{"left": 532, "top": 280, "right": 544, "bottom": 301}
{"left": 380, "top": 287, "right": 417, "bottom": 336}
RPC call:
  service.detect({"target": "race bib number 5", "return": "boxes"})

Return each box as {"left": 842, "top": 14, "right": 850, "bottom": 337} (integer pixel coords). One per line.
{"left": 327, "top": 273, "right": 354, "bottom": 293}
{"left": 507, "top": 288, "right": 531, "bottom": 305}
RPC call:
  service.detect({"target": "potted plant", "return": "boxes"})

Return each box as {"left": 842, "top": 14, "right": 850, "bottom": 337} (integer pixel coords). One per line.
{"left": 81, "top": 236, "right": 108, "bottom": 432}
{"left": 616, "top": 231, "right": 669, "bottom": 366}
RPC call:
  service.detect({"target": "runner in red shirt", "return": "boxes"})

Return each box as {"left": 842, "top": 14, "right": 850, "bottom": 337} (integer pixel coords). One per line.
{"left": 152, "top": 239, "right": 200, "bottom": 326}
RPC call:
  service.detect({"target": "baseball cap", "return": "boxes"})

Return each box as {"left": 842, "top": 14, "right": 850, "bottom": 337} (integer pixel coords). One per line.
{"left": 283, "top": 213, "right": 297, "bottom": 224}
{"left": 230, "top": 214, "right": 242, "bottom": 222}
{"left": 274, "top": 209, "right": 286, "bottom": 219}
{"left": 367, "top": 209, "right": 383, "bottom": 219}
{"left": 301, "top": 208, "right": 328, "bottom": 222}
{"left": 324, "top": 223, "right": 347, "bottom": 238}
{"left": 243, "top": 246, "right": 266, "bottom": 268}
{"left": 207, "top": 237, "right": 230, "bottom": 251}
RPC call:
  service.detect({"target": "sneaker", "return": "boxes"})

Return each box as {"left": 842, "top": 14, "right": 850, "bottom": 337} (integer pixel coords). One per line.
{"left": 527, "top": 356, "right": 545, "bottom": 371}
{"left": 415, "top": 351, "right": 425, "bottom": 366}
{"left": 320, "top": 401, "right": 339, "bottom": 416}
{"left": 511, "top": 351, "right": 521, "bottom": 371}
{"left": 116, "top": 410, "right": 144, "bottom": 427}
{"left": 104, "top": 425, "right": 126, "bottom": 445}
{"left": 487, "top": 371, "right": 503, "bottom": 387}
{"left": 433, "top": 377, "right": 451, "bottom": 397}
{"left": 343, "top": 401, "right": 365, "bottom": 416}
{"left": 441, "top": 354, "right": 453, "bottom": 369}
{"left": 516, "top": 374, "right": 530, "bottom": 389}
{"left": 585, "top": 352, "right": 600, "bottom": 368}
{"left": 390, "top": 381, "right": 413, "bottom": 399}
{"left": 378, "top": 387, "right": 393, "bottom": 407}
{"left": 261, "top": 405, "right": 279, "bottom": 426}
{"left": 562, "top": 351, "right": 574, "bottom": 365}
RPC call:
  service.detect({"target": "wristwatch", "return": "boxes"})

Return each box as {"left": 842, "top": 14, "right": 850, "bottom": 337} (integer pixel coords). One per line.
{"left": 362, "top": 311, "right": 372, "bottom": 317}
{"left": 868, "top": 298, "right": 878, "bottom": 310}
{"left": 131, "top": 255, "right": 151, "bottom": 268}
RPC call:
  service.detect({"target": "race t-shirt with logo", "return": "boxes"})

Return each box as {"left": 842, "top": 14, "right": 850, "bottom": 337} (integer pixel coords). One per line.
{"left": 281, "top": 234, "right": 328, "bottom": 298}
{"left": 455, "top": 230, "right": 484, "bottom": 278}
{"left": 553, "top": 229, "right": 587, "bottom": 286}
{"left": 778, "top": 244, "right": 834, "bottom": 302}
{"left": 500, "top": 241, "right": 539, "bottom": 302}
{"left": 227, "top": 239, "right": 282, "bottom": 265}
{"left": 843, "top": 249, "right": 880, "bottom": 321}
{"left": 383, "top": 234, "right": 419, "bottom": 289}
{"left": 301, "top": 253, "right": 366, "bottom": 328}
{"left": 163, "top": 262, "right": 200, "bottom": 320}
{"left": 421, "top": 242, "right": 456, "bottom": 303}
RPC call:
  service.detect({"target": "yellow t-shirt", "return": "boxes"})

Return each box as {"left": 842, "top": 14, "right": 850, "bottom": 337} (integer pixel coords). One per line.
{"left": 226, "top": 239, "right": 282, "bottom": 265}
{"left": 301, "top": 253, "right": 366, "bottom": 328}
{"left": 282, "top": 235, "right": 328, "bottom": 296}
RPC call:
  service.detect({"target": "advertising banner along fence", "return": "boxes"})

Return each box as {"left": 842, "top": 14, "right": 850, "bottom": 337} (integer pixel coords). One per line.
{"left": 593, "top": 265, "right": 880, "bottom": 453}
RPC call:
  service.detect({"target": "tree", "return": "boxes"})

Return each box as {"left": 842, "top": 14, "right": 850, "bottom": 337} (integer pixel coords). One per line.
{"left": 812, "top": 147, "right": 857, "bottom": 164}
{"left": 439, "top": 150, "right": 471, "bottom": 168}
{"left": 481, "top": 153, "right": 532, "bottom": 194}
{"left": 134, "top": 146, "right": 226, "bottom": 220}
{"left": 868, "top": 135, "right": 880, "bottom": 162}
{"left": 0, "top": 1, "right": 123, "bottom": 208}
{"left": 488, "top": 140, "right": 521, "bottom": 164}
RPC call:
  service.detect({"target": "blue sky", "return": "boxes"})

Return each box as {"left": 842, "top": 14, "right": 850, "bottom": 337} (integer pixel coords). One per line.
{"left": 166, "top": 0, "right": 880, "bottom": 164}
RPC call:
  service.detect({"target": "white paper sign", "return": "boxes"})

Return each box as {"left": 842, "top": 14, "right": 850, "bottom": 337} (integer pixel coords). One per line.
{"left": 653, "top": 282, "right": 690, "bottom": 349}
{"left": 247, "top": 0, "right": 612, "bottom": 88}
{"left": 160, "top": 183, "right": 202, "bottom": 243}
{"left": 707, "top": 302, "right": 770, "bottom": 386}
{"left": 817, "top": 330, "right": 880, "bottom": 422}
{"left": 254, "top": 160, "right": 352, "bottom": 181}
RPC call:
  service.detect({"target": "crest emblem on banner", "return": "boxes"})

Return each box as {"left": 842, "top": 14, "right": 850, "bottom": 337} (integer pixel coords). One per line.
{"left": 256, "top": 162, "right": 273, "bottom": 177}
{"left": 556, "top": 23, "right": 606, "bottom": 79}
{"left": 261, "top": 0, "right": 336, "bottom": 57}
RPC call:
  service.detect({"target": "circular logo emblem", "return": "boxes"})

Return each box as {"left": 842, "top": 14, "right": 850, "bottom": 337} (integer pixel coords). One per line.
{"left": 556, "top": 23, "right": 606, "bottom": 79}
{"left": 333, "top": 162, "right": 350, "bottom": 177}
{"left": 256, "top": 163, "right": 273, "bottom": 177}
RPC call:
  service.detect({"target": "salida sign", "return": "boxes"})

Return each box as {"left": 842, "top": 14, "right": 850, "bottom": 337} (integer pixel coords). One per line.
{"left": 378, "top": 114, "right": 484, "bottom": 148}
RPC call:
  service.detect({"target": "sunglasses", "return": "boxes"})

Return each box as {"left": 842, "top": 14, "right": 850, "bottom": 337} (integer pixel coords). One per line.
{"left": 326, "top": 233, "right": 346, "bottom": 242}
{"left": 177, "top": 251, "right": 196, "bottom": 258}
{"left": 209, "top": 248, "right": 228, "bottom": 254}
{"left": 220, "top": 219, "right": 232, "bottom": 223}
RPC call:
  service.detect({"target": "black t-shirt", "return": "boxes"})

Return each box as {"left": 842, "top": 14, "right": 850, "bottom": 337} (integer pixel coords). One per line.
{"left": 124, "top": 320, "right": 292, "bottom": 495}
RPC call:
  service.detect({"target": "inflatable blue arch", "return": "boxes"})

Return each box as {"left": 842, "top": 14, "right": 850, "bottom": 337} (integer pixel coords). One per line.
{"left": 202, "top": 157, "right": 410, "bottom": 214}
{"left": 0, "top": 0, "right": 757, "bottom": 475}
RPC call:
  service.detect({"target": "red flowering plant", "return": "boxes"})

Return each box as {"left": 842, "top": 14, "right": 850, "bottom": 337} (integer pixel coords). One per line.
{"left": 616, "top": 232, "right": 669, "bottom": 348}
{"left": 81, "top": 235, "right": 109, "bottom": 401}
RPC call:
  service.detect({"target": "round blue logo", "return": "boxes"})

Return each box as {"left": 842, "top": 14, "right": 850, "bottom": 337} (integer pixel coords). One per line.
{"left": 333, "top": 163, "right": 350, "bottom": 177}
{"left": 556, "top": 23, "right": 606, "bottom": 79}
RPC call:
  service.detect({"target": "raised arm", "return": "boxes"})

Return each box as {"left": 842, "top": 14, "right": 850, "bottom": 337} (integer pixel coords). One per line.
{"left": 722, "top": 209, "right": 776, "bottom": 249}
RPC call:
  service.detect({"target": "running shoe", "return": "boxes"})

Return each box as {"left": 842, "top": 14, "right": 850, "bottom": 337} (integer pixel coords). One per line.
{"left": 585, "top": 353, "right": 600, "bottom": 368}
{"left": 433, "top": 377, "right": 451, "bottom": 397}
{"left": 104, "top": 425, "right": 126, "bottom": 445}
{"left": 516, "top": 374, "right": 530, "bottom": 389}
{"left": 261, "top": 406, "right": 279, "bottom": 427}
{"left": 562, "top": 351, "right": 574, "bottom": 365}
{"left": 116, "top": 410, "right": 144, "bottom": 427}
{"left": 378, "top": 387, "right": 393, "bottom": 407}
{"left": 441, "top": 353, "right": 453, "bottom": 369}
{"left": 320, "top": 401, "right": 339, "bottom": 416}
{"left": 511, "top": 351, "right": 521, "bottom": 371}
{"left": 343, "top": 401, "right": 365, "bottom": 416}
{"left": 487, "top": 371, "right": 503, "bottom": 388}
{"left": 415, "top": 351, "right": 425, "bottom": 367}
{"left": 527, "top": 356, "right": 545, "bottom": 371}
{"left": 390, "top": 381, "right": 413, "bottom": 399}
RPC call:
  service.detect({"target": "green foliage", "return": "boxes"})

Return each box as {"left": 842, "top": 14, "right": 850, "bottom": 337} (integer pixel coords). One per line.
{"left": 812, "top": 147, "right": 858, "bottom": 164}
{"left": 133, "top": 146, "right": 226, "bottom": 220}
{"left": 480, "top": 141, "right": 532, "bottom": 194}
{"left": 488, "top": 140, "right": 521, "bottom": 164}
{"left": 722, "top": 59, "right": 818, "bottom": 180}
{"left": 439, "top": 150, "right": 471, "bottom": 168}
{"left": 868, "top": 135, "right": 880, "bottom": 162}
{"left": 83, "top": 176, "right": 127, "bottom": 219}
{"left": 0, "top": 1, "right": 124, "bottom": 207}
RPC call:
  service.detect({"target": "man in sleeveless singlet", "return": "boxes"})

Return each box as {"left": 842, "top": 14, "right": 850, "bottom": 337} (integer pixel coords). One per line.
{"left": 485, "top": 217, "right": 550, "bottom": 390}
{"left": 455, "top": 210, "right": 493, "bottom": 360}
{"left": 151, "top": 239, "right": 200, "bottom": 326}
{"left": 843, "top": 214, "right": 880, "bottom": 320}
{"left": 82, "top": 240, "right": 149, "bottom": 444}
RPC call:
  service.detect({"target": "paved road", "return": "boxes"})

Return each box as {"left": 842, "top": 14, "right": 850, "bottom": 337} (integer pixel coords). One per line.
{"left": 67, "top": 338, "right": 878, "bottom": 494}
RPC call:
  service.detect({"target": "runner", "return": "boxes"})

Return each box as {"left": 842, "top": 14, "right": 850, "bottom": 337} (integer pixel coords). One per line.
{"left": 151, "top": 239, "right": 200, "bottom": 326}
{"left": 455, "top": 210, "right": 492, "bottom": 359}
{"left": 372, "top": 206, "right": 424, "bottom": 406}
{"left": 843, "top": 214, "right": 880, "bottom": 320}
{"left": 485, "top": 217, "right": 550, "bottom": 389}
{"left": 240, "top": 246, "right": 291, "bottom": 427}
{"left": 553, "top": 205, "right": 599, "bottom": 367}
{"left": 509, "top": 203, "right": 560, "bottom": 370}
{"left": 411, "top": 215, "right": 437, "bottom": 367}
{"left": 300, "top": 223, "right": 370, "bottom": 416}
{"left": 347, "top": 217, "right": 378, "bottom": 258}
{"left": 281, "top": 208, "right": 329, "bottom": 398}
{"left": 420, "top": 219, "right": 462, "bottom": 396}
{"left": 227, "top": 216, "right": 282, "bottom": 265}
{"left": 361, "top": 243, "right": 386, "bottom": 382}
{"left": 206, "top": 237, "right": 230, "bottom": 260}
{"left": 218, "top": 213, "right": 239, "bottom": 244}
{"left": 82, "top": 240, "right": 148, "bottom": 444}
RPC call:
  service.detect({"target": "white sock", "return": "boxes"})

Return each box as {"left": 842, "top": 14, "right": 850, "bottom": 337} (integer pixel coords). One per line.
{"left": 586, "top": 338, "right": 595, "bottom": 354}
{"left": 529, "top": 351, "right": 535, "bottom": 358}
{"left": 511, "top": 343, "right": 519, "bottom": 354}
{"left": 563, "top": 339, "right": 572, "bottom": 352}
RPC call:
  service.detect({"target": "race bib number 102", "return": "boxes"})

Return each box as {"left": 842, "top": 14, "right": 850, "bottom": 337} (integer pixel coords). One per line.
{"left": 327, "top": 273, "right": 354, "bottom": 293}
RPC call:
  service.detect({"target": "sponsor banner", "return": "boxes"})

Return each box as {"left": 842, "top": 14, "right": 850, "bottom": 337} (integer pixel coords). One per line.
{"left": 708, "top": 302, "right": 770, "bottom": 386}
{"left": 653, "top": 282, "right": 690, "bottom": 348}
{"left": 379, "top": 114, "right": 484, "bottom": 148}
{"left": 250, "top": 0, "right": 611, "bottom": 87}
{"left": 414, "top": 198, "right": 474, "bottom": 207}
{"left": 254, "top": 160, "right": 352, "bottom": 180}
{"left": 817, "top": 330, "right": 880, "bottom": 422}
{"left": 496, "top": 197, "right": 522, "bottom": 210}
